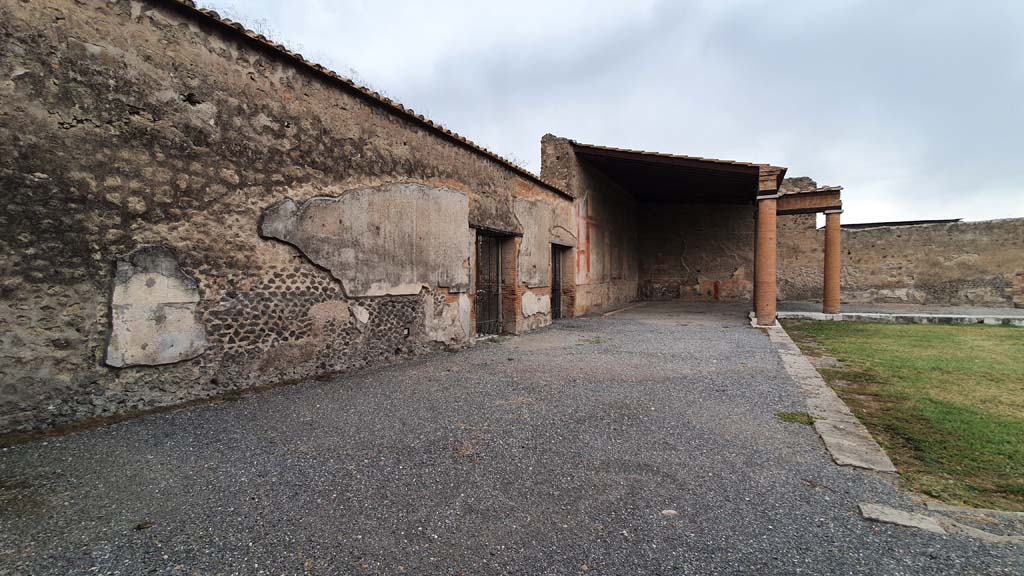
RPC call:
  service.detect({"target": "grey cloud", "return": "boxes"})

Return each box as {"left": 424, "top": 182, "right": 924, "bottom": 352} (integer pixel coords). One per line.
{"left": 200, "top": 0, "right": 1024, "bottom": 223}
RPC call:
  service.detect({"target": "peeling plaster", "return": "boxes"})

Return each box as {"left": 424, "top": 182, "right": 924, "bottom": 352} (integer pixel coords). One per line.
{"left": 260, "top": 183, "right": 472, "bottom": 297}
{"left": 424, "top": 292, "right": 472, "bottom": 344}
{"left": 514, "top": 198, "right": 575, "bottom": 288}
{"left": 521, "top": 291, "right": 551, "bottom": 318}
{"left": 550, "top": 225, "right": 577, "bottom": 247}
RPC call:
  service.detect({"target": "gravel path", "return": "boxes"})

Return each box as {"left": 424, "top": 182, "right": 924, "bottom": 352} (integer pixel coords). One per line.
{"left": 1, "top": 301, "right": 1021, "bottom": 575}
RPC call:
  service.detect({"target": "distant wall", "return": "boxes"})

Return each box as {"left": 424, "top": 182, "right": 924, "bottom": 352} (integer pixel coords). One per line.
{"left": 0, "top": 0, "right": 572, "bottom": 433}
{"left": 779, "top": 214, "right": 1024, "bottom": 308}
{"left": 637, "top": 204, "right": 755, "bottom": 301}
{"left": 542, "top": 136, "right": 638, "bottom": 314}
{"left": 777, "top": 212, "right": 824, "bottom": 302}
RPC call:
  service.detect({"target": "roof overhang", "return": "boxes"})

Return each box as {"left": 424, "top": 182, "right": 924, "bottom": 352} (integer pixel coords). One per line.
{"left": 570, "top": 141, "right": 787, "bottom": 204}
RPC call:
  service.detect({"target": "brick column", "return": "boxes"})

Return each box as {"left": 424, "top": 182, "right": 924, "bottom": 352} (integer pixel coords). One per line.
{"left": 754, "top": 194, "right": 778, "bottom": 326}
{"left": 500, "top": 237, "right": 522, "bottom": 335}
{"left": 822, "top": 210, "right": 842, "bottom": 314}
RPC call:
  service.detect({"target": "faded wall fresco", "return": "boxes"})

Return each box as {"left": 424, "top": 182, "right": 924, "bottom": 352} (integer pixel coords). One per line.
{"left": 541, "top": 135, "right": 639, "bottom": 314}
{"left": 637, "top": 204, "right": 755, "bottom": 301}
{"left": 260, "top": 184, "right": 472, "bottom": 297}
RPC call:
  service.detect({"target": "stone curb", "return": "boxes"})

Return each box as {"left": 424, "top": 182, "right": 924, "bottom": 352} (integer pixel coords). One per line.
{"left": 777, "top": 311, "right": 1024, "bottom": 327}
{"left": 858, "top": 502, "right": 1024, "bottom": 543}
{"left": 859, "top": 503, "right": 946, "bottom": 534}
{"left": 765, "top": 322, "right": 896, "bottom": 473}
{"left": 763, "top": 317, "right": 1024, "bottom": 542}
{"left": 924, "top": 500, "right": 1024, "bottom": 520}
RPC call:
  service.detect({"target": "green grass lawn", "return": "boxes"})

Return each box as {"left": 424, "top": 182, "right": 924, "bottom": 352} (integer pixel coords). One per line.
{"left": 783, "top": 320, "right": 1024, "bottom": 511}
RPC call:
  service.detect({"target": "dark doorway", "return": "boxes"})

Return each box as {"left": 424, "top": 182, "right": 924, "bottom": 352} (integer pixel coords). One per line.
{"left": 551, "top": 245, "right": 564, "bottom": 320}
{"left": 475, "top": 234, "right": 502, "bottom": 335}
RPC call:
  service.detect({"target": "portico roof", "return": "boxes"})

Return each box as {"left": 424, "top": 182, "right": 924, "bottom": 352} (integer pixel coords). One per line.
{"left": 777, "top": 185, "right": 843, "bottom": 215}
{"left": 570, "top": 141, "right": 787, "bottom": 204}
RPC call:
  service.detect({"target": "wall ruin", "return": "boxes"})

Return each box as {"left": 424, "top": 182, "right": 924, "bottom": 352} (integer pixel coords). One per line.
{"left": 637, "top": 203, "right": 755, "bottom": 301}
{"left": 259, "top": 183, "right": 472, "bottom": 297}
{"left": 541, "top": 135, "right": 639, "bottom": 314}
{"left": 778, "top": 180, "right": 1024, "bottom": 308}
{"left": 0, "top": 0, "right": 572, "bottom": 433}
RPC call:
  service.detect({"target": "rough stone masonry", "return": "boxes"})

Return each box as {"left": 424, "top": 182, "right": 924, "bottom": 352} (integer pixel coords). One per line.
{"left": 0, "top": 0, "right": 574, "bottom": 433}
{"left": 2, "top": 0, "right": 1021, "bottom": 436}
{"left": 777, "top": 179, "right": 1024, "bottom": 308}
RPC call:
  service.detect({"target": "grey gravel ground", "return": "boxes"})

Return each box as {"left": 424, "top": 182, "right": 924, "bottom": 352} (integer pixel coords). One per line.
{"left": 1, "top": 301, "right": 1021, "bottom": 575}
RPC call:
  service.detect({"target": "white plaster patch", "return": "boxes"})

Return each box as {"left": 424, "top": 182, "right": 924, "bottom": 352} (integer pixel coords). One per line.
{"left": 351, "top": 305, "right": 370, "bottom": 324}
{"left": 864, "top": 287, "right": 928, "bottom": 303}
{"left": 521, "top": 291, "right": 551, "bottom": 318}
{"left": 260, "top": 183, "right": 471, "bottom": 297}
{"left": 105, "top": 246, "right": 206, "bottom": 367}
{"left": 424, "top": 292, "right": 472, "bottom": 345}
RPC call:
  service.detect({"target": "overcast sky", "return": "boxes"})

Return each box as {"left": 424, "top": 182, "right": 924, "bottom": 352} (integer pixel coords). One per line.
{"left": 201, "top": 0, "right": 1024, "bottom": 224}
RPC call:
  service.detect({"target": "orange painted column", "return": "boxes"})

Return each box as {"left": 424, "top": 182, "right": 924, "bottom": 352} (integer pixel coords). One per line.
{"left": 822, "top": 210, "right": 842, "bottom": 314}
{"left": 754, "top": 195, "right": 778, "bottom": 325}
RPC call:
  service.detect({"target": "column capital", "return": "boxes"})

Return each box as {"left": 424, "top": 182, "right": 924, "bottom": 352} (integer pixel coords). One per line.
{"left": 756, "top": 193, "right": 781, "bottom": 200}
{"left": 824, "top": 209, "right": 843, "bottom": 214}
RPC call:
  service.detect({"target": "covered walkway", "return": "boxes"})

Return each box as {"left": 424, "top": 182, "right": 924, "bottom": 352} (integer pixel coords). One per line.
{"left": 542, "top": 138, "right": 846, "bottom": 325}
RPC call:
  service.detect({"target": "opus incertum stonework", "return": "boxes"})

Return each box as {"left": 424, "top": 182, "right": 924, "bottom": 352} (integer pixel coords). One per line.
{"left": 1, "top": 0, "right": 1021, "bottom": 435}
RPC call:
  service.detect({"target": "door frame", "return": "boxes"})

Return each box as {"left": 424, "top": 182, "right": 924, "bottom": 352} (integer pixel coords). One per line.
{"left": 474, "top": 232, "right": 504, "bottom": 335}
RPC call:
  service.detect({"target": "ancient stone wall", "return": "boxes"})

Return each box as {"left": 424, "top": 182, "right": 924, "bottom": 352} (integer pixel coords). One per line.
{"left": 637, "top": 204, "right": 755, "bottom": 301}
{"left": 541, "top": 135, "right": 639, "bottom": 314}
{"left": 0, "top": 0, "right": 572, "bottom": 432}
{"left": 777, "top": 212, "right": 823, "bottom": 302}
{"left": 778, "top": 192, "right": 1024, "bottom": 308}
